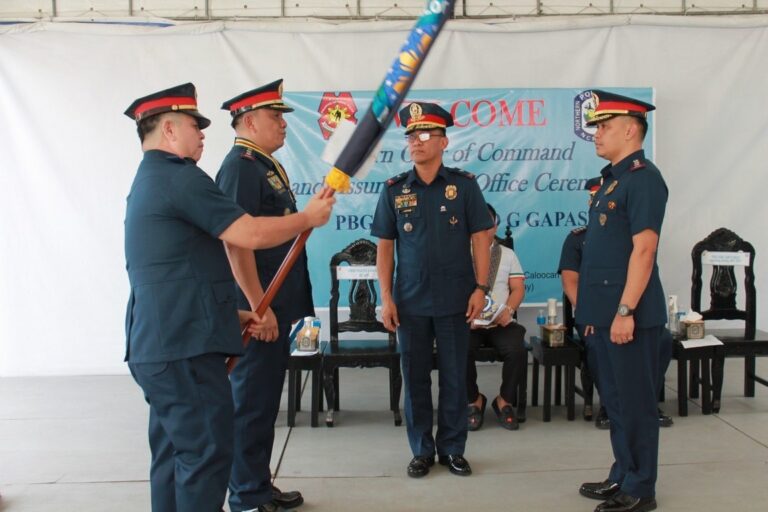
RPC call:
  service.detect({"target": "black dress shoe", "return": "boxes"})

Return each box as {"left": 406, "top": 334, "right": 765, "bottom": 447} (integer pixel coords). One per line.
{"left": 579, "top": 479, "right": 621, "bottom": 500}
{"left": 438, "top": 454, "right": 472, "bottom": 476}
{"left": 594, "top": 492, "right": 657, "bottom": 512}
{"left": 658, "top": 409, "right": 674, "bottom": 428}
{"left": 272, "top": 485, "right": 303, "bottom": 509}
{"left": 407, "top": 455, "right": 435, "bottom": 478}
{"left": 255, "top": 502, "right": 282, "bottom": 512}
{"left": 595, "top": 406, "right": 610, "bottom": 430}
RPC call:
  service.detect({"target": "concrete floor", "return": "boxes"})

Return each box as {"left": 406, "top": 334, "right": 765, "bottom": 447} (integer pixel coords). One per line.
{"left": 1, "top": 358, "right": 767, "bottom": 511}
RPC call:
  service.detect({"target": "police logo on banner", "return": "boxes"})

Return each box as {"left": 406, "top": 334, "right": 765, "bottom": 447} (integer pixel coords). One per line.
{"left": 573, "top": 90, "right": 597, "bottom": 142}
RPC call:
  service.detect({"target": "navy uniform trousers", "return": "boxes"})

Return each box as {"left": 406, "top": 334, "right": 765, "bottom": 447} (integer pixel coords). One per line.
{"left": 587, "top": 325, "right": 668, "bottom": 498}
{"left": 228, "top": 322, "right": 291, "bottom": 511}
{"left": 129, "top": 354, "right": 234, "bottom": 512}
{"left": 398, "top": 312, "right": 470, "bottom": 457}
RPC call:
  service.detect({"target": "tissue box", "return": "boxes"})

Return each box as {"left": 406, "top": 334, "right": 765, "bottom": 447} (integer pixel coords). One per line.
{"left": 541, "top": 324, "right": 566, "bottom": 347}
{"left": 681, "top": 320, "right": 705, "bottom": 340}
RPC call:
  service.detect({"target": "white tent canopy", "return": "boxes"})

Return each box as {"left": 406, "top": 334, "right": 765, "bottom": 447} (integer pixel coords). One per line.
{"left": 1, "top": 14, "right": 767, "bottom": 376}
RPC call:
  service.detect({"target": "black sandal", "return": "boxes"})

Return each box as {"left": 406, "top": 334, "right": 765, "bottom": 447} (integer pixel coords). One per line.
{"left": 467, "top": 393, "right": 487, "bottom": 431}
{"left": 492, "top": 397, "right": 519, "bottom": 431}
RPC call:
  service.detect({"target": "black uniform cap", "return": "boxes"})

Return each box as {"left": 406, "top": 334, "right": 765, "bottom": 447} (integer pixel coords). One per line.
{"left": 399, "top": 102, "right": 454, "bottom": 134}
{"left": 586, "top": 90, "right": 655, "bottom": 126}
{"left": 124, "top": 82, "right": 211, "bottom": 129}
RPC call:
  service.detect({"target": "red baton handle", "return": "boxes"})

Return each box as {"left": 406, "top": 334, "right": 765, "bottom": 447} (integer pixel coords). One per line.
{"left": 227, "top": 185, "right": 336, "bottom": 373}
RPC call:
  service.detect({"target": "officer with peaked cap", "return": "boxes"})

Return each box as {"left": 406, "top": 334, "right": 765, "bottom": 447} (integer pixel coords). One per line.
{"left": 560, "top": 177, "right": 675, "bottom": 433}
{"left": 124, "top": 83, "right": 334, "bottom": 511}
{"left": 215, "top": 79, "right": 311, "bottom": 512}
{"left": 371, "top": 102, "right": 493, "bottom": 479}
{"left": 574, "top": 90, "right": 669, "bottom": 512}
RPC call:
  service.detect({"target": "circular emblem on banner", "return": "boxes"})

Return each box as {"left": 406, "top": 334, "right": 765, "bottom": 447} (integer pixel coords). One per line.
{"left": 445, "top": 184, "right": 457, "bottom": 200}
{"left": 573, "top": 90, "right": 597, "bottom": 142}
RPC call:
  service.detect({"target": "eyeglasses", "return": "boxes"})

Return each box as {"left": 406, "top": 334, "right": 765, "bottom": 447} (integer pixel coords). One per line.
{"left": 405, "top": 131, "right": 443, "bottom": 143}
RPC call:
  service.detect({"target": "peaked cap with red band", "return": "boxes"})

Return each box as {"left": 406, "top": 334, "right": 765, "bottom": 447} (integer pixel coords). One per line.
{"left": 221, "top": 79, "right": 294, "bottom": 120}
{"left": 399, "top": 101, "right": 453, "bottom": 134}
{"left": 586, "top": 90, "right": 655, "bottom": 126}
{"left": 124, "top": 82, "right": 211, "bottom": 129}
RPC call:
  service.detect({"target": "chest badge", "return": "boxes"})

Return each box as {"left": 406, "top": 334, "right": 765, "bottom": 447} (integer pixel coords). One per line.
{"left": 445, "top": 184, "right": 457, "bottom": 200}
{"left": 607, "top": 201, "right": 616, "bottom": 210}
{"left": 605, "top": 180, "right": 618, "bottom": 195}
{"left": 449, "top": 215, "right": 459, "bottom": 227}
{"left": 403, "top": 222, "right": 413, "bottom": 233}
{"left": 402, "top": 184, "right": 411, "bottom": 194}
{"left": 599, "top": 213, "right": 607, "bottom": 226}
{"left": 440, "top": 205, "right": 447, "bottom": 212}
{"left": 267, "top": 174, "right": 285, "bottom": 191}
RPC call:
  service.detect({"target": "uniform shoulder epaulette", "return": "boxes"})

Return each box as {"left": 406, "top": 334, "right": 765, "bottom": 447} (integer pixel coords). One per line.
{"left": 239, "top": 148, "right": 256, "bottom": 161}
{"left": 571, "top": 226, "right": 587, "bottom": 235}
{"left": 447, "top": 167, "right": 476, "bottom": 180}
{"left": 629, "top": 158, "right": 646, "bottom": 172}
{"left": 386, "top": 171, "right": 409, "bottom": 186}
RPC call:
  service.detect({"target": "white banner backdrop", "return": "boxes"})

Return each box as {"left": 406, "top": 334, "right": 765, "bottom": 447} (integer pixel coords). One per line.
{"left": 1, "top": 15, "right": 767, "bottom": 376}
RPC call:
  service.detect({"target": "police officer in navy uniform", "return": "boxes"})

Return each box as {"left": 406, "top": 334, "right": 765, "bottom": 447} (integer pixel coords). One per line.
{"left": 561, "top": 180, "right": 675, "bottom": 433}
{"left": 124, "top": 83, "right": 334, "bottom": 512}
{"left": 371, "top": 102, "right": 492, "bottom": 479}
{"left": 216, "top": 80, "right": 311, "bottom": 512}
{"left": 559, "top": 177, "right": 605, "bottom": 425}
{"left": 575, "top": 90, "right": 669, "bottom": 512}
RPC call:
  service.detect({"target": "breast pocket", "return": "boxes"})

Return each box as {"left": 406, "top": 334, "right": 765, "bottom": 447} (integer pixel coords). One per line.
{"left": 441, "top": 206, "right": 466, "bottom": 233}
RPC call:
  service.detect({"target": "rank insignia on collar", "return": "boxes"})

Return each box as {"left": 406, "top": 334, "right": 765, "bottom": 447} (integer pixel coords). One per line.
{"left": 241, "top": 149, "right": 256, "bottom": 161}
{"left": 608, "top": 201, "right": 616, "bottom": 210}
{"left": 445, "top": 184, "right": 457, "bottom": 200}
{"left": 599, "top": 213, "right": 607, "bottom": 226}
{"left": 630, "top": 159, "right": 645, "bottom": 171}
{"left": 605, "top": 180, "right": 618, "bottom": 195}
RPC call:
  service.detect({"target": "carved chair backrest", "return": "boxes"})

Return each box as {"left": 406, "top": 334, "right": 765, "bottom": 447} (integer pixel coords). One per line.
{"left": 691, "top": 228, "right": 756, "bottom": 340}
{"left": 329, "top": 238, "right": 395, "bottom": 349}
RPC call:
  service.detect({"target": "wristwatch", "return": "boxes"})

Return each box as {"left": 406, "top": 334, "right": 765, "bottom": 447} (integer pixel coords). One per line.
{"left": 475, "top": 283, "right": 491, "bottom": 294}
{"left": 617, "top": 303, "right": 635, "bottom": 317}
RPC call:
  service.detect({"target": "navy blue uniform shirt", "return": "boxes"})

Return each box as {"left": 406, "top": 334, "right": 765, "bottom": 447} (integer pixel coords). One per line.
{"left": 124, "top": 150, "right": 246, "bottom": 363}
{"left": 558, "top": 226, "right": 586, "bottom": 274}
{"left": 575, "top": 150, "right": 668, "bottom": 328}
{"left": 215, "top": 141, "right": 314, "bottom": 324}
{"left": 370, "top": 165, "right": 493, "bottom": 316}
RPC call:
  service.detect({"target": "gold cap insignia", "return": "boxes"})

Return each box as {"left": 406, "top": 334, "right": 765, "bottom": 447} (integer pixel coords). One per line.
{"left": 409, "top": 103, "right": 423, "bottom": 122}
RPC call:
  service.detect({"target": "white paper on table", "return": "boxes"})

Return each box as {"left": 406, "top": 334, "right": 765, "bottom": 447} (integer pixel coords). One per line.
{"left": 680, "top": 335, "right": 723, "bottom": 349}
{"left": 291, "top": 349, "right": 320, "bottom": 357}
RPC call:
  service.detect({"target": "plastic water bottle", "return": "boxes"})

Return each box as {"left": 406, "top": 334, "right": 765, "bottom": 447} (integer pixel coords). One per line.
{"left": 537, "top": 309, "right": 546, "bottom": 326}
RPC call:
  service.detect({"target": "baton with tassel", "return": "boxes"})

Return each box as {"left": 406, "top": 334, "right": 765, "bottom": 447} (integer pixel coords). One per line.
{"left": 229, "top": 0, "right": 455, "bottom": 373}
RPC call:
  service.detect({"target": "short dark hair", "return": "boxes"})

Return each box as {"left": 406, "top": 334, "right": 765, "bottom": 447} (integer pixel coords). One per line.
{"left": 633, "top": 116, "right": 648, "bottom": 140}
{"left": 137, "top": 114, "right": 163, "bottom": 143}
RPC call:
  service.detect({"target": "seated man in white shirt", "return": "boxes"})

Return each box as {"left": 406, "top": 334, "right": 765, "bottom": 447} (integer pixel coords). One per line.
{"left": 466, "top": 203, "right": 527, "bottom": 431}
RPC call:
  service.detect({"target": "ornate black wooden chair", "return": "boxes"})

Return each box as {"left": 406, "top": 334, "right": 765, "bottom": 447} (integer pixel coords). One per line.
{"left": 687, "top": 228, "right": 768, "bottom": 409}
{"left": 322, "top": 238, "right": 402, "bottom": 427}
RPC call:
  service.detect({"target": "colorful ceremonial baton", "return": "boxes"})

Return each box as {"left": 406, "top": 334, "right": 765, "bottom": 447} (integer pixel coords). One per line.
{"left": 229, "top": 0, "right": 455, "bottom": 372}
